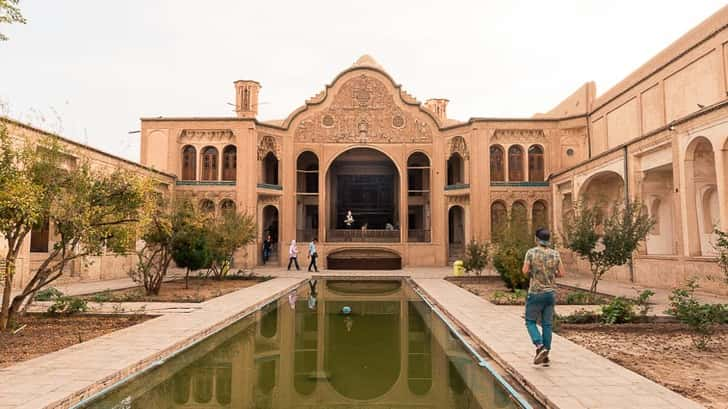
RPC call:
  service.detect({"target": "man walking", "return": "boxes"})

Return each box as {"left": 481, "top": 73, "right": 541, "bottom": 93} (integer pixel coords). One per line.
{"left": 308, "top": 238, "right": 319, "bottom": 273}
{"left": 522, "top": 228, "right": 565, "bottom": 366}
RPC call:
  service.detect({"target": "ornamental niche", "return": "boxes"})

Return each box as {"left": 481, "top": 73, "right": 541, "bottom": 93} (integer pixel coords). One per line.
{"left": 491, "top": 129, "right": 546, "bottom": 143}
{"left": 179, "top": 129, "right": 234, "bottom": 143}
{"left": 449, "top": 135, "right": 469, "bottom": 159}
{"left": 257, "top": 135, "right": 278, "bottom": 160}
{"left": 295, "top": 74, "right": 433, "bottom": 144}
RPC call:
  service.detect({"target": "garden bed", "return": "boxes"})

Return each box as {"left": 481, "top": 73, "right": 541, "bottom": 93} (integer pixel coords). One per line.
{"left": 448, "top": 276, "right": 613, "bottom": 305}
{"left": 83, "top": 276, "right": 268, "bottom": 303}
{"left": 0, "top": 313, "right": 152, "bottom": 368}
{"left": 557, "top": 323, "right": 728, "bottom": 409}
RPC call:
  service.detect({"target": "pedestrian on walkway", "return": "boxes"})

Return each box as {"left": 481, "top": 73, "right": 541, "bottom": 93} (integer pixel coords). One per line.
{"left": 307, "top": 238, "right": 319, "bottom": 272}
{"left": 287, "top": 240, "right": 300, "bottom": 271}
{"left": 262, "top": 234, "right": 272, "bottom": 264}
{"left": 522, "top": 228, "right": 565, "bottom": 366}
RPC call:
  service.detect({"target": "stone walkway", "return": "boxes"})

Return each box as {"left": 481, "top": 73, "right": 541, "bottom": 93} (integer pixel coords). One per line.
{"left": 413, "top": 278, "right": 704, "bottom": 409}
{"left": 0, "top": 277, "right": 305, "bottom": 409}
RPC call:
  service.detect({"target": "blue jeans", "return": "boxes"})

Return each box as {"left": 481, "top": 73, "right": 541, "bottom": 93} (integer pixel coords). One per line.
{"left": 525, "top": 291, "right": 555, "bottom": 350}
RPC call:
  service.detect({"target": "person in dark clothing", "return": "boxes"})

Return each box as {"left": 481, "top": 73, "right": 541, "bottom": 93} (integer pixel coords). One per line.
{"left": 262, "top": 234, "right": 272, "bottom": 264}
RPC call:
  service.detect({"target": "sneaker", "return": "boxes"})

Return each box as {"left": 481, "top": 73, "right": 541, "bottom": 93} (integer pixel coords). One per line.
{"left": 534, "top": 348, "right": 549, "bottom": 365}
{"left": 541, "top": 355, "right": 550, "bottom": 367}
{"left": 533, "top": 346, "right": 544, "bottom": 364}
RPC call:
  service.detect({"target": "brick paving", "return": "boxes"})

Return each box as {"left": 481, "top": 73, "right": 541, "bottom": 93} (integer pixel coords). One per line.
{"left": 413, "top": 278, "right": 705, "bottom": 409}
{"left": 0, "top": 277, "right": 305, "bottom": 409}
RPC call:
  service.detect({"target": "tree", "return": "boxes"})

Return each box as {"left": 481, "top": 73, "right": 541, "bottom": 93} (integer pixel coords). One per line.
{"left": 205, "top": 211, "right": 256, "bottom": 280}
{"left": 170, "top": 202, "right": 211, "bottom": 289}
{"left": 492, "top": 213, "right": 531, "bottom": 290}
{"left": 0, "top": 0, "right": 26, "bottom": 41}
{"left": 0, "top": 133, "right": 150, "bottom": 330}
{"left": 462, "top": 240, "right": 489, "bottom": 276}
{"left": 1, "top": 126, "right": 66, "bottom": 330}
{"left": 564, "top": 200, "right": 654, "bottom": 293}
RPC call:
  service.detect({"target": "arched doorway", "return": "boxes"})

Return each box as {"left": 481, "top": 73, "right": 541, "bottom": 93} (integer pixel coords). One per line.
{"left": 684, "top": 137, "right": 718, "bottom": 256}
{"left": 448, "top": 206, "right": 465, "bottom": 261}
{"left": 326, "top": 148, "right": 400, "bottom": 242}
{"left": 296, "top": 151, "right": 319, "bottom": 242}
{"left": 580, "top": 171, "right": 625, "bottom": 217}
{"left": 261, "top": 205, "right": 279, "bottom": 264}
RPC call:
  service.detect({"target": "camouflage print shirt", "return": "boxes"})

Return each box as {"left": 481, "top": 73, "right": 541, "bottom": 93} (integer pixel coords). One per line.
{"left": 524, "top": 245, "right": 561, "bottom": 294}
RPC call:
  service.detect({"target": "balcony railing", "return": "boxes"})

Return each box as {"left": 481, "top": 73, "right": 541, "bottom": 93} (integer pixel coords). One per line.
{"left": 176, "top": 180, "right": 235, "bottom": 186}
{"left": 327, "top": 229, "right": 400, "bottom": 243}
{"left": 444, "top": 183, "right": 470, "bottom": 191}
{"left": 296, "top": 229, "right": 319, "bottom": 242}
{"left": 407, "top": 229, "right": 431, "bottom": 243}
{"left": 257, "top": 183, "right": 283, "bottom": 190}
{"left": 490, "top": 181, "right": 549, "bottom": 187}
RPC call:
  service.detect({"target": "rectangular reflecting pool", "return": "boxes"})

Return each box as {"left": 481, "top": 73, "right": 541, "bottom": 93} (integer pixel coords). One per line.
{"left": 80, "top": 279, "right": 527, "bottom": 409}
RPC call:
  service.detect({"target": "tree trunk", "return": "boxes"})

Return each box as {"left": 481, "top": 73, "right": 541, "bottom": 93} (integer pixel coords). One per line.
{"left": 185, "top": 267, "right": 190, "bottom": 289}
{"left": 0, "top": 260, "right": 15, "bottom": 331}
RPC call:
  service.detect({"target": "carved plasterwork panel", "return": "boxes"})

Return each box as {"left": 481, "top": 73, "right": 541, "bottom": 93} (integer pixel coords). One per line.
{"left": 178, "top": 190, "right": 236, "bottom": 201}
{"left": 492, "top": 129, "right": 546, "bottom": 144}
{"left": 179, "top": 129, "right": 234, "bottom": 143}
{"left": 258, "top": 195, "right": 280, "bottom": 206}
{"left": 490, "top": 191, "right": 550, "bottom": 207}
{"left": 295, "top": 74, "right": 433, "bottom": 144}
{"left": 449, "top": 135, "right": 469, "bottom": 159}
{"left": 258, "top": 135, "right": 279, "bottom": 160}
{"left": 448, "top": 195, "right": 470, "bottom": 206}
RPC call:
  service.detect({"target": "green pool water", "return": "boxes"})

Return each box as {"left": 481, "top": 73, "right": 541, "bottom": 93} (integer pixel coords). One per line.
{"left": 82, "top": 280, "right": 521, "bottom": 409}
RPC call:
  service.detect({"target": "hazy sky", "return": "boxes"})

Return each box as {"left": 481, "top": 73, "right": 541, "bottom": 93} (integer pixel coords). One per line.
{"left": 1, "top": 1, "right": 725, "bottom": 161}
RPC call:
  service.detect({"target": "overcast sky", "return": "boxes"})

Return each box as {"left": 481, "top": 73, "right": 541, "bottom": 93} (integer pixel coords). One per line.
{"left": 1, "top": 1, "right": 725, "bottom": 161}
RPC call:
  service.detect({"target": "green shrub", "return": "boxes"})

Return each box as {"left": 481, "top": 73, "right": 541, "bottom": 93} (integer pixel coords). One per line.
{"left": 635, "top": 289, "right": 655, "bottom": 317}
{"left": 492, "top": 213, "right": 531, "bottom": 290}
{"left": 490, "top": 289, "right": 526, "bottom": 305}
{"left": 90, "top": 291, "right": 112, "bottom": 303}
{"left": 47, "top": 296, "right": 89, "bottom": 315}
{"left": 667, "top": 279, "right": 728, "bottom": 349}
{"left": 34, "top": 287, "right": 64, "bottom": 301}
{"left": 556, "top": 309, "right": 601, "bottom": 324}
{"left": 600, "top": 297, "right": 634, "bottom": 324}
{"left": 463, "top": 240, "right": 489, "bottom": 275}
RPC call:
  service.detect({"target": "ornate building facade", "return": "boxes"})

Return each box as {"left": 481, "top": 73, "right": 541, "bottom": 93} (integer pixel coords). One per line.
{"left": 141, "top": 55, "right": 585, "bottom": 271}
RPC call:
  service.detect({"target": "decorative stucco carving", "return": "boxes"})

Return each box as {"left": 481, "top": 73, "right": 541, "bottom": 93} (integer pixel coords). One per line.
{"left": 295, "top": 74, "right": 433, "bottom": 144}
{"left": 257, "top": 135, "right": 279, "bottom": 160}
{"left": 258, "top": 195, "right": 280, "bottom": 206}
{"left": 449, "top": 135, "right": 469, "bottom": 159}
{"left": 179, "top": 129, "right": 234, "bottom": 142}
{"left": 448, "top": 195, "right": 470, "bottom": 206}
{"left": 492, "top": 129, "right": 546, "bottom": 143}
{"left": 489, "top": 191, "right": 550, "bottom": 206}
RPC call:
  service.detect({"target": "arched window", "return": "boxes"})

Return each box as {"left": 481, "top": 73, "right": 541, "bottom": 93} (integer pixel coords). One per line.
{"left": 512, "top": 201, "right": 528, "bottom": 238}
{"left": 447, "top": 153, "right": 464, "bottom": 185}
{"left": 181, "top": 145, "right": 196, "bottom": 181}
{"left": 508, "top": 145, "right": 524, "bottom": 181}
{"left": 222, "top": 145, "right": 236, "bottom": 181}
{"left": 200, "top": 199, "right": 215, "bottom": 214}
{"left": 296, "top": 151, "right": 319, "bottom": 193}
{"left": 201, "top": 147, "right": 219, "bottom": 181}
{"left": 532, "top": 200, "right": 548, "bottom": 233}
{"left": 528, "top": 145, "right": 544, "bottom": 182}
{"left": 220, "top": 199, "right": 235, "bottom": 215}
{"left": 490, "top": 201, "right": 507, "bottom": 239}
{"left": 408, "top": 152, "right": 431, "bottom": 242}
{"left": 490, "top": 145, "right": 505, "bottom": 182}
{"left": 262, "top": 152, "right": 279, "bottom": 185}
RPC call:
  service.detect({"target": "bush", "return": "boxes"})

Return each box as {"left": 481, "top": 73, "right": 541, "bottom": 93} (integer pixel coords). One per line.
{"left": 667, "top": 279, "right": 728, "bottom": 349}
{"left": 47, "top": 296, "right": 88, "bottom": 315}
{"left": 635, "top": 289, "right": 655, "bottom": 317}
{"left": 34, "top": 287, "right": 63, "bottom": 301}
{"left": 600, "top": 297, "right": 634, "bottom": 324}
{"left": 715, "top": 228, "right": 728, "bottom": 284}
{"left": 564, "top": 290, "right": 606, "bottom": 305}
{"left": 463, "top": 240, "right": 489, "bottom": 275}
{"left": 90, "top": 291, "right": 112, "bottom": 303}
{"left": 490, "top": 289, "right": 526, "bottom": 305}
{"left": 492, "top": 213, "right": 531, "bottom": 290}
{"left": 556, "top": 309, "right": 601, "bottom": 324}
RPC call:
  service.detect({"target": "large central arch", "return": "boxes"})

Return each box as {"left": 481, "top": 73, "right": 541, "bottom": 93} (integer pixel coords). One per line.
{"left": 325, "top": 147, "right": 400, "bottom": 242}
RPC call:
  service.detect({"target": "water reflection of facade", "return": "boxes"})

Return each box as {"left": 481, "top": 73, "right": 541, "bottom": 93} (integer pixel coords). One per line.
{"left": 125, "top": 281, "right": 515, "bottom": 409}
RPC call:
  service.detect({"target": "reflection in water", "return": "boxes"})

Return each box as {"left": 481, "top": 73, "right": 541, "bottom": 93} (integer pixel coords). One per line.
{"left": 82, "top": 280, "right": 520, "bottom": 409}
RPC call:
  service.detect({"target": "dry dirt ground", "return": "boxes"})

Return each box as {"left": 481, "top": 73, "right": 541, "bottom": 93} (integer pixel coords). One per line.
{"left": 557, "top": 323, "right": 728, "bottom": 409}
{"left": 0, "top": 314, "right": 152, "bottom": 368}
{"left": 84, "top": 277, "right": 265, "bottom": 303}
{"left": 456, "top": 280, "right": 610, "bottom": 305}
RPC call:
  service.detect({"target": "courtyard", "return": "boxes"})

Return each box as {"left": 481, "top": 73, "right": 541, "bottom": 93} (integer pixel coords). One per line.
{"left": 3, "top": 1, "right": 728, "bottom": 408}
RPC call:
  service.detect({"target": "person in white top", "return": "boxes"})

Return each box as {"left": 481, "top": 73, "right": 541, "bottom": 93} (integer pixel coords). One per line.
{"left": 287, "top": 240, "right": 300, "bottom": 271}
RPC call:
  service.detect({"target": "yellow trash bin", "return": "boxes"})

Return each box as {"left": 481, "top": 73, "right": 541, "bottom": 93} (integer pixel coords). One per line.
{"left": 453, "top": 260, "right": 465, "bottom": 276}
